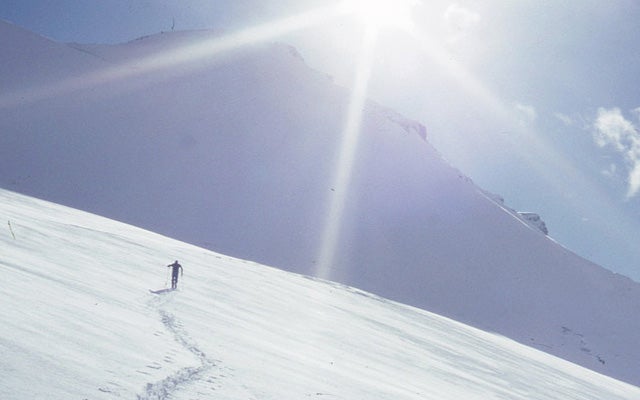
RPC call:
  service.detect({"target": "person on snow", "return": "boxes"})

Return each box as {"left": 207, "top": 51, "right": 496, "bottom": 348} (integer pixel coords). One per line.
{"left": 167, "top": 260, "right": 183, "bottom": 289}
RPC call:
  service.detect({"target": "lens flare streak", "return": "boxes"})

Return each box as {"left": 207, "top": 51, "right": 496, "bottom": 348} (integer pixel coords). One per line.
{"left": 315, "top": 25, "right": 379, "bottom": 280}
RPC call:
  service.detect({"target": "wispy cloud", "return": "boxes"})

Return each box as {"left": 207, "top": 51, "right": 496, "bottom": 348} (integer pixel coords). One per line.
{"left": 515, "top": 102, "right": 537, "bottom": 126}
{"left": 554, "top": 112, "right": 574, "bottom": 126}
{"left": 601, "top": 163, "right": 617, "bottom": 178}
{"left": 593, "top": 107, "right": 640, "bottom": 198}
{"left": 443, "top": 4, "right": 480, "bottom": 43}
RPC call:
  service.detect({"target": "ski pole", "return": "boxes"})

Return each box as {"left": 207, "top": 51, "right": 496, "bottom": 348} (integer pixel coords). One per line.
{"left": 8, "top": 220, "right": 16, "bottom": 240}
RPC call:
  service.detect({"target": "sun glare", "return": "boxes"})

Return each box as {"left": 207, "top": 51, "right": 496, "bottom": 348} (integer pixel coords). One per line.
{"left": 316, "top": 0, "right": 418, "bottom": 279}
{"left": 341, "top": 0, "right": 418, "bottom": 32}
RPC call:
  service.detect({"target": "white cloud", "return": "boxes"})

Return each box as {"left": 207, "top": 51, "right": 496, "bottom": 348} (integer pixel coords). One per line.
{"left": 443, "top": 4, "right": 480, "bottom": 42}
{"left": 593, "top": 107, "right": 640, "bottom": 198}
{"left": 629, "top": 163, "right": 640, "bottom": 199}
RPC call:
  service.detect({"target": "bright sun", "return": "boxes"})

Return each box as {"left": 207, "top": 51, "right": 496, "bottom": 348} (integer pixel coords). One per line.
{"left": 341, "top": 0, "right": 418, "bottom": 32}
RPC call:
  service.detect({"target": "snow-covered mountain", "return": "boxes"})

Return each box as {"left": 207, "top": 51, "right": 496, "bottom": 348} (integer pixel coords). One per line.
{"left": 2, "top": 188, "right": 640, "bottom": 399}
{"left": 1, "top": 20, "right": 640, "bottom": 386}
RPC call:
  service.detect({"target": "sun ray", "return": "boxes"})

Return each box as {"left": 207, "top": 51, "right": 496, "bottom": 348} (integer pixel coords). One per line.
{"left": 315, "top": 24, "right": 379, "bottom": 280}
{"left": 0, "top": 5, "right": 347, "bottom": 109}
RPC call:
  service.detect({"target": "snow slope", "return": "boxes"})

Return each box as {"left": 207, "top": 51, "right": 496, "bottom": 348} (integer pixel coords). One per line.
{"left": 1, "top": 20, "right": 640, "bottom": 386}
{"left": 2, "top": 188, "right": 639, "bottom": 399}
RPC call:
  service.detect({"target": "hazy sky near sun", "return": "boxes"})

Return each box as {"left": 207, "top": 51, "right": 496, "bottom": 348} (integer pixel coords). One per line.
{"left": 1, "top": 0, "right": 639, "bottom": 280}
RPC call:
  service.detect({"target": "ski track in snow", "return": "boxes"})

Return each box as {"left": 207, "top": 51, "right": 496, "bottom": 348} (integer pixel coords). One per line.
{"left": 136, "top": 295, "right": 225, "bottom": 400}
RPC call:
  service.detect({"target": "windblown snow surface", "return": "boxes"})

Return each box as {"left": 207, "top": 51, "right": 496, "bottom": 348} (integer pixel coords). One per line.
{"left": 2, "top": 20, "right": 640, "bottom": 387}
{"left": 2, "top": 189, "right": 639, "bottom": 399}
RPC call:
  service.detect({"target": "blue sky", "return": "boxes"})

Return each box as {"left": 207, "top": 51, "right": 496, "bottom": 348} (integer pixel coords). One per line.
{"left": 2, "top": 0, "right": 639, "bottom": 280}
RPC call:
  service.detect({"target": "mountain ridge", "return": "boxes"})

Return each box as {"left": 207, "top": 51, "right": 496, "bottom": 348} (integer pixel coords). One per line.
{"left": 1, "top": 21, "right": 639, "bottom": 386}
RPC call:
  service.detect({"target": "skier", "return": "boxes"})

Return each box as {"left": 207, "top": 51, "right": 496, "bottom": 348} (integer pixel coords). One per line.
{"left": 167, "top": 260, "right": 183, "bottom": 289}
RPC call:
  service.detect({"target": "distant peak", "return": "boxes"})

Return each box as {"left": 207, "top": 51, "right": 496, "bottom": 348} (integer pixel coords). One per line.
{"left": 518, "top": 212, "right": 549, "bottom": 235}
